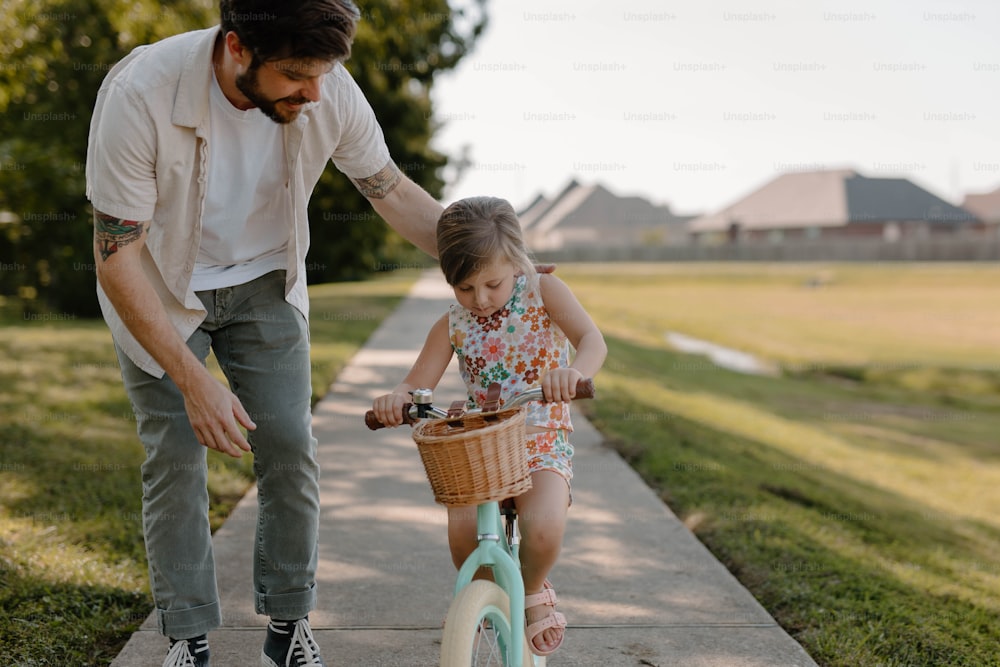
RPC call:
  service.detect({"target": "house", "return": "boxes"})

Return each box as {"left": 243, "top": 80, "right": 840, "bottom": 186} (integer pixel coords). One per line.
{"left": 961, "top": 185, "right": 1000, "bottom": 235}
{"left": 517, "top": 179, "right": 693, "bottom": 251}
{"left": 688, "top": 169, "right": 980, "bottom": 244}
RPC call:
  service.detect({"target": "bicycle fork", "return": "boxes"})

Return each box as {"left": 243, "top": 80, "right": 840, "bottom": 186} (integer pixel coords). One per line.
{"left": 454, "top": 502, "right": 527, "bottom": 667}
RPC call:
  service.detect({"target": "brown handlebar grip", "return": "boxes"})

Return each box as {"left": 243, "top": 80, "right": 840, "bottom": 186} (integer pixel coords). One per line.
{"left": 575, "top": 378, "right": 595, "bottom": 400}
{"left": 365, "top": 404, "right": 418, "bottom": 430}
{"left": 364, "top": 410, "right": 385, "bottom": 430}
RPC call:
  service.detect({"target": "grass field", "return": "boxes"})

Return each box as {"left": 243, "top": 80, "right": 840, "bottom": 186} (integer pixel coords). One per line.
{"left": 560, "top": 262, "right": 1000, "bottom": 369}
{"left": 557, "top": 262, "right": 1000, "bottom": 667}
{"left": 0, "top": 270, "right": 417, "bottom": 666}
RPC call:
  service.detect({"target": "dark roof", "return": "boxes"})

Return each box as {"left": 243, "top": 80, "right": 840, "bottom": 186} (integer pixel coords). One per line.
{"left": 690, "top": 169, "right": 976, "bottom": 232}
{"left": 845, "top": 175, "right": 976, "bottom": 224}
{"left": 516, "top": 179, "right": 692, "bottom": 249}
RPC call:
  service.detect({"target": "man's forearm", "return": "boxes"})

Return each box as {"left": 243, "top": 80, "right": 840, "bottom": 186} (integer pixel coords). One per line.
{"left": 97, "top": 256, "right": 204, "bottom": 387}
{"left": 357, "top": 164, "right": 442, "bottom": 258}
{"left": 377, "top": 177, "right": 443, "bottom": 258}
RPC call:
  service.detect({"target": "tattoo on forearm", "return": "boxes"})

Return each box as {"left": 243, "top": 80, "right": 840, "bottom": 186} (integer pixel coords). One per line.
{"left": 352, "top": 161, "right": 402, "bottom": 199}
{"left": 94, "top": 211, "right": 146, "bottom": 261}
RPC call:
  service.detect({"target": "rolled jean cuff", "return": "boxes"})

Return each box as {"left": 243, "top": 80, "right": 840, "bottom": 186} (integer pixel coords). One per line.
{"left": 255, "top": 584, "right": 317, "bottom": 620}
{"left": 158, "top": 601, "right": 222, "bottom": 639}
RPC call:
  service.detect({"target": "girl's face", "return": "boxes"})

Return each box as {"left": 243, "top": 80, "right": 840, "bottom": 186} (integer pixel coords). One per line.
{"left": 452, "top": 260, "right": 518, "bottom": 317}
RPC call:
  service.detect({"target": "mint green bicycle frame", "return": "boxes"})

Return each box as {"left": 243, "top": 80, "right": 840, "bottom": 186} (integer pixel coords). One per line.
{"left": 366, "top": 379, "right": 594, "bottom": 666}
{"left": 453, "top": 501, "right": 528, "bottom": 666}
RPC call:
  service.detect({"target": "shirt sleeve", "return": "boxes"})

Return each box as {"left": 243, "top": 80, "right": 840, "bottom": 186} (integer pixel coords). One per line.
{"left": 328, "top": 67, "right": 393, "bottom": 179}
{"left": 86, "top": 79, "right": 158, "bottom": 221}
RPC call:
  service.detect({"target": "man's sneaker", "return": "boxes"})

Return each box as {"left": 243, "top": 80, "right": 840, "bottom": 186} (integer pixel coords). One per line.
{"left": 163, "top": 635, "right": 210, "bottom": 667}
{"left": 261, "top": 617, "right": 326, "bottom": 667}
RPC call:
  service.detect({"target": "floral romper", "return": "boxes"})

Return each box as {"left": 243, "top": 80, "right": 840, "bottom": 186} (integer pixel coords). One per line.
{"left": 448, "top": 274, "right": 575, "bottom": 483}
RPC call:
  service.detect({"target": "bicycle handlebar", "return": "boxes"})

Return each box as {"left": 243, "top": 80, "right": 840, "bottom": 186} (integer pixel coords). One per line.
{"left": 364, "top": 403, "right": 420, "bottom": 431}
{"left": 364, "top": 378, "right": 595, "bottom": 431}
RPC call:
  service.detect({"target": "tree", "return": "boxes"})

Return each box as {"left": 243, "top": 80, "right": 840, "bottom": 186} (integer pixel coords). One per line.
{"left": 308, "top": 0, "right": 488, "bottom": 283}
{"left": 0, "top": 0, "right": 220, "bottom": 316}
{"left": 0, "top": 0, "right": 487, "bottom": 315}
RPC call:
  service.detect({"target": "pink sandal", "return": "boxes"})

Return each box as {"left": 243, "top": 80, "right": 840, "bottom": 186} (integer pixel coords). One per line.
{"left": 524, "top": 580, "right": 567, "bottom": 656}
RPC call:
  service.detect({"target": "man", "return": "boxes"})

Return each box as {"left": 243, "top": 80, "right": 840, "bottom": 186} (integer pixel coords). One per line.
{"left": 86, "top": 1, "right": 442, "bottom": 665}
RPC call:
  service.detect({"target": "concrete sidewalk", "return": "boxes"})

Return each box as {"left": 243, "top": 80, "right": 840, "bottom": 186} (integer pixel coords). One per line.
{"left": 111, "top": 270, "right": 818, "bottom": 667}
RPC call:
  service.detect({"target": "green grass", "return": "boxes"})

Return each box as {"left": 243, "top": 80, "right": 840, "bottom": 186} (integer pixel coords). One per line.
{"left": 559, "top": 262, "right": 1000, "bottom": 370}
{"left": 559, "top": 263, "right": 1000, "bottom": 667}
{"left": 0, "top": 270, "right": 417, "bottom": 666}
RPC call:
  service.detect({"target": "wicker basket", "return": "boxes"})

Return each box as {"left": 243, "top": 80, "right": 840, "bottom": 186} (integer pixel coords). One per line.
{"left": 412, "top": 407, "right": 532, "bottom": 506}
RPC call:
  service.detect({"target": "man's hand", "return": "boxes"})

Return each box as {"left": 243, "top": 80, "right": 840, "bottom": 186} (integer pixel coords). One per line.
{"left": 180, "top": 369, "right": 256, "bottom": 458}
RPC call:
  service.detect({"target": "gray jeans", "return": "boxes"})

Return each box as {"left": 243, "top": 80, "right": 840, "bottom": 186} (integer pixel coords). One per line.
{"left": 116, "top": 270, "right": 319, "bottom": 639}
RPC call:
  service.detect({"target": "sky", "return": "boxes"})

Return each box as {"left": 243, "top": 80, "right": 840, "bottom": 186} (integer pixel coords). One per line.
{"left": 428, "top": 0, "right": 1000, "bottom": 216}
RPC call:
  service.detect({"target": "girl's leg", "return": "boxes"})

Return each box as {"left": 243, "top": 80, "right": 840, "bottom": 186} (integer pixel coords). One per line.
{"left": 515, "top": 469, "right": 570, "bottom": 653}
{"left": 446, "top": 505, "right": 479, "bottom": 570}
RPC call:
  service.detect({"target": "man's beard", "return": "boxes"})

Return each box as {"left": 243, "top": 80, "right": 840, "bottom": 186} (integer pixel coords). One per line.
{"left": 235, "top": 65, "right": 309, "bottom": 125}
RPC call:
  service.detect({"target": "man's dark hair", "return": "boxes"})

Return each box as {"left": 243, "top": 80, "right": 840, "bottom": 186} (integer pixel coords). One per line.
{"left": 219, "top": 0, "right": 361, "bottom": 63}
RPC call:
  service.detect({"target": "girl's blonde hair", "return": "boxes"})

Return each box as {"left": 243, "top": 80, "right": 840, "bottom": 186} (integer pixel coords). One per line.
{"left": 437, "top": 196, "right": 536, "bottom": 286}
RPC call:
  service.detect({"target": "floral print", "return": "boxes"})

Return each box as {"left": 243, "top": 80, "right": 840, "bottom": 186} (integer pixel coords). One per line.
{"left": 448, "top": 273, "right": 575, "bottom": 481}
{"left": 449, "top": 274, "right": 573, "bottom": 431}
{"left": 526, "top": 430, "right": 574, "bottom": 482}
{"left": 484, "top": 337, "right": 506, "bottom": 362}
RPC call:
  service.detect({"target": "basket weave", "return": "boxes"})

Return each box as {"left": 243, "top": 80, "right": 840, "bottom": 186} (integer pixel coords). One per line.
{"left": 412, "top": 407, "right": 532, "bottom": 506}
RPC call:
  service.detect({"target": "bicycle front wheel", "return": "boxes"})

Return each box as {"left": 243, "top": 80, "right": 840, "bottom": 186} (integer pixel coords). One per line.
{"left": 441, "top": 580, "right": 536, "bottom": 667}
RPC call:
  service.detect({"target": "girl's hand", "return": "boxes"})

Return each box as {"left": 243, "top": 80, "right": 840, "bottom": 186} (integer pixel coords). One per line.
{"left": 540, "top": 368, "right": 585, "bottom": 403}
{"left": 372, "top": 392, "right": 411, "bottom": 428}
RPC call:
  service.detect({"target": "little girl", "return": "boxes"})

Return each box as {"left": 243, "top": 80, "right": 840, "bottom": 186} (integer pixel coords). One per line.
{"left": 371, "top": 196, "right": 607, "bottom": 656}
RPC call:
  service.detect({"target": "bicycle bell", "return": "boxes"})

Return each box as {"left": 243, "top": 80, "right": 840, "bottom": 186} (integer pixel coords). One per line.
{"left": 411, "top": 388, "right": 433, "bottom": 405}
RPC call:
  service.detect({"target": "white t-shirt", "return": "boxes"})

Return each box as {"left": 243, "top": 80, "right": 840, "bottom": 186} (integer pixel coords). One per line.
{"left": 189, "top": 70, "right": 291, "bottom": 291}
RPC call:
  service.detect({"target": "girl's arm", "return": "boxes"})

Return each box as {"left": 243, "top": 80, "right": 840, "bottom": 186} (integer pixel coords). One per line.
{"left": 539, "top": 273, "right": 608, "bottom": 403}
{"left": 371, "top": 313, "right": 454, "bottom": 427}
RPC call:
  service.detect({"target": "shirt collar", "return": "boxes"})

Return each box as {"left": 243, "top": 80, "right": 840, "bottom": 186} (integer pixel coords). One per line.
{"left": 172, "top": 27, "right": 222, "bottom": 129}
